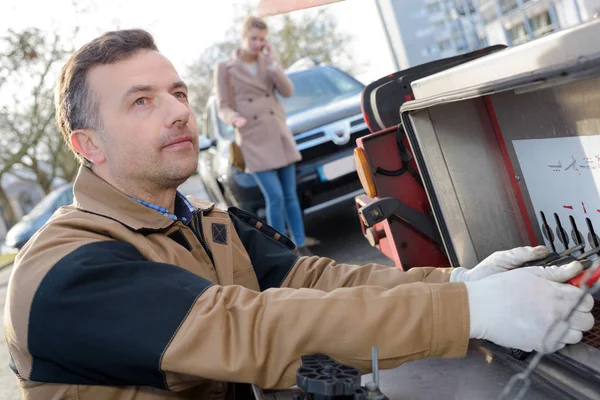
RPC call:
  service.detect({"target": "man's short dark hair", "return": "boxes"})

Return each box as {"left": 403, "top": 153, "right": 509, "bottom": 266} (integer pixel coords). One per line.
{"left": 55, "top": 29, "right": 158, "bottom": 165}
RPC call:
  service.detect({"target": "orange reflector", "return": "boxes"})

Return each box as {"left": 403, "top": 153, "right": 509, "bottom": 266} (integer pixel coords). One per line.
{"left": 354, "top": 147, "right": 377, "bottom": 198}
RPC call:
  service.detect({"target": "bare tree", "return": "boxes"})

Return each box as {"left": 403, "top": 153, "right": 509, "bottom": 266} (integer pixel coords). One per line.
{"left": 0, "top": 1, "right": 114, "bottom": 228}
{"left": 0, "top": 29, "right": 61, "bottom": 224}
{"left": 186, "top": 39, "right": 238, "bottom": 117}
{"left": 0, "top": 28, "right": 76, "bottom": 208}
{"left": 269, "top": 9, "right": 361, "bottom": 73}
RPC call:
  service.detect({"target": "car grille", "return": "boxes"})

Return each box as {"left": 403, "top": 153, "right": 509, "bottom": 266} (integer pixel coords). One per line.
{"left": 304, "top": 178, "right": 363, "bottom": 207}
{"left": 299, "top": 128, "right": 370, "bottom": 165}
{"left": 296, "top": 132, "right": 327, "bottom": 145}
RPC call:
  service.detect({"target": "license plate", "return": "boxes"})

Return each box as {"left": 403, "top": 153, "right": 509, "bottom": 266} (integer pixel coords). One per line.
{"left": 320, "top": 155, "right": 356, "bottom": 181}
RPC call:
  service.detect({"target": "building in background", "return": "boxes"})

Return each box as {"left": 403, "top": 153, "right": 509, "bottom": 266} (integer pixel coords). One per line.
{"left": 479, "top": 0, "right": 600, "bottom": 46}
{"left": 375, "top": 0, "right": 487, "bottom": 69}
{"left": 374, "top": 0, "right": 600, "bottom": 71}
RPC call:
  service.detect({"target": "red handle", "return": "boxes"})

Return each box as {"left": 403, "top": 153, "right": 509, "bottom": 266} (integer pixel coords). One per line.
{"left": 569, "top": 268, "right": 600, "bottom": 287}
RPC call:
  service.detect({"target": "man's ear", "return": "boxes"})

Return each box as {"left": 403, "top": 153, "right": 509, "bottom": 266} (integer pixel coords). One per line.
{"left": 70, "top": 129, "right": 106, "bottom": 164}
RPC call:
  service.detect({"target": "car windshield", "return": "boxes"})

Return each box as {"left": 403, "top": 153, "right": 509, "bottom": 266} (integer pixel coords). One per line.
{"left": 25, "top": 185, "right": 73, "bottom": 220}
{"left": 279, "top": 66, "right": 364, "bottom": 116}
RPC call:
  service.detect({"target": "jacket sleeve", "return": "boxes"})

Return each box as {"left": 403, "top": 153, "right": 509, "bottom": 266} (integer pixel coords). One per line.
{"left": 214, "top": 61, "right": 241, "bottom": 124}
{"left": 24, "top": 239, "right": 469, "bottom": 392}
{"left": 282, "top": 257, "right": 454, "bottom": 290}
{"left": 227, "top": 207, "right": 452, "bottom": 291}
{"left": 267, "top": 63, "right": 294, "bottom": 97}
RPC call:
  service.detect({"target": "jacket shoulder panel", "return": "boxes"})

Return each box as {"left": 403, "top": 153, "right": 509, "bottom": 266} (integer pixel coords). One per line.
{"left": 227, "top": 207, "right": 299, "bottom": 291}
{"left": 28, "top": 240, "right": 214, "bottom": 388}
{"left": 185, "top": 196, "right": 217, "bottom": 213}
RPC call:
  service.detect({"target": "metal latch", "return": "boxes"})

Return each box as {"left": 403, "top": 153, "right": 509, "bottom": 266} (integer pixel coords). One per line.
{"left": 358, "top": 197, "right": 443, "bottom": 248}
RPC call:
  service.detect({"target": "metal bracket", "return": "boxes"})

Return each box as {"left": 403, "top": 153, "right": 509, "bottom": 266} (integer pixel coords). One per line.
{"left": 358, "top": 197, "right": 443, "bottom": 248}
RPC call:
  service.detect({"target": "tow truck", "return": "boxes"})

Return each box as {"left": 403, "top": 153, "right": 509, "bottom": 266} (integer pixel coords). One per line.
{"left": 253, "top": 1, "right": 600, "bottom": 399}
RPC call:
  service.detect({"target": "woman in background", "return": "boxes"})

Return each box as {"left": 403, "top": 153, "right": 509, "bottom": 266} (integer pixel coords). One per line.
{"left": 214, "top": 16, "right": 312, "bottom": 256}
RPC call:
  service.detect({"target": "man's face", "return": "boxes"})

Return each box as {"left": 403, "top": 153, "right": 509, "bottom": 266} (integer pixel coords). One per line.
{"left": 87, "top": 50, "right": 199, "bottom": 190}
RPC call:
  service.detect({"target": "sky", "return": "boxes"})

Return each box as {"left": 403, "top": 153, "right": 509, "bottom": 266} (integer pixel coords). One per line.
{"left": 1, "top": 0, "right": 397, "bottom": 85}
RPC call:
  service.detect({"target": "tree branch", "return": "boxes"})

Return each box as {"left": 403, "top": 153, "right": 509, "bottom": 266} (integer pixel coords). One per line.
{"left": 8, "top": 169, "right": 37, "bottom": 184}
{"left": 29, "top": 35, "right": 61, "bottom": 128}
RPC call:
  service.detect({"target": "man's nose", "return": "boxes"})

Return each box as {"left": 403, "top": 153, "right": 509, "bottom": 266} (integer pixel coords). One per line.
{"left": 164, "top": 95, "right": 190, "bottom": 128}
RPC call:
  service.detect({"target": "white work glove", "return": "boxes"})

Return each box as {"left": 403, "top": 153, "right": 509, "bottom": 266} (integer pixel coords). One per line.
{"left": 465, "top": 261, "right": 595, "bottom": 353}
{"left": 450, "top": 245, "right": 549, "bottom": 282}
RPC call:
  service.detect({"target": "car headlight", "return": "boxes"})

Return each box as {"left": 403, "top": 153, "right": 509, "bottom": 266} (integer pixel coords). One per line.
{"left": 4, "top": 231, "right": 23, "bottom": 248}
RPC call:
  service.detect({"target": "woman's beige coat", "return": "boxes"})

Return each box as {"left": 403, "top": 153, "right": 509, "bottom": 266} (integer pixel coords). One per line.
{"left": 214, "top": 50, "right": 302, "bottom": 173}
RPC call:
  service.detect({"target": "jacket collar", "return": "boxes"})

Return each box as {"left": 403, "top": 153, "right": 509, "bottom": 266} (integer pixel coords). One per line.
{"left": 227, "top": 49, "right": 269, "bottom": 92}
{"left": 72, "top": 166, "right": 206, "bottom": 232}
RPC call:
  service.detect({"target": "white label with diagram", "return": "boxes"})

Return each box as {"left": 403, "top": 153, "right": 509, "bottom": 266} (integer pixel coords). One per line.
{"left": 513, "top": 136, "right": 600, "bottom": 253}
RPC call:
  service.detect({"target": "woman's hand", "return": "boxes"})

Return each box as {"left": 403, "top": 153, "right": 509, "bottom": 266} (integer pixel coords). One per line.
{"left": 261, "top": 41, "right": 275, "bottom": 67}
{"left": 232, "top": 116, "right": 247, "bottom": 128}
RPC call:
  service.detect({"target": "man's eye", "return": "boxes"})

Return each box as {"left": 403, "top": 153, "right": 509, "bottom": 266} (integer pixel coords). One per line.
{"left": 133, "top": 98, "right": 147, "bottom": 106}
{"left": 175, "top": 92, "right": 188, "bottom": 101}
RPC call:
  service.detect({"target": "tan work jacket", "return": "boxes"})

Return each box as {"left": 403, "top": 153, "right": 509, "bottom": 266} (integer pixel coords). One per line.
{"left": 4, "top": 166, "right": 469, "bottom": 399}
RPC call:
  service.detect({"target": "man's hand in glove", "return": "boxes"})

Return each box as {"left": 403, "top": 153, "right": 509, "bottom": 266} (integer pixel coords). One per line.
{"left": 450, "top": 245, "right": 549, "bottom": 282}
{"left": 465, "top": 261, "right": 595, "bottom": 353}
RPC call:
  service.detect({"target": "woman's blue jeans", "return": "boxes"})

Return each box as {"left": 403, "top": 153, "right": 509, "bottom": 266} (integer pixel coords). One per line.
{"left": 252, "top": 163, "right": 306, "bottom": 247}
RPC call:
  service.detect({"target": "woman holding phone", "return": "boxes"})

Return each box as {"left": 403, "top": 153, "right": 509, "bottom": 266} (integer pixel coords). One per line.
{"left": 214, "top": 16, "right": 312, "bottom": 256}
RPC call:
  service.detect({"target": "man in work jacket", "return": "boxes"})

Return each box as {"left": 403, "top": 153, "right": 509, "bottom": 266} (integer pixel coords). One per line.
{"left": 4, "top": 29, "right": 594, "bottom": 400}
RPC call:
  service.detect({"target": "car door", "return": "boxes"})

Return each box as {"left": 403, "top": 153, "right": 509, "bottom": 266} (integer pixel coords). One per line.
{"left": 208, "top": 101, "right": 235, "bottom": 174}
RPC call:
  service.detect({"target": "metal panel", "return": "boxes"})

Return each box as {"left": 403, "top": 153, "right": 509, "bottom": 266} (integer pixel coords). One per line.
{"left": 412, "top": 99, "right": 531, "bottom": 264}
{"left": 404, "top": 66, "right": 600, "bottom": 376}
{"left": 410, "top": 18, "right": 600, "bottom": 100}
{"left": 490, "top": 75, "right": 600, "bottom": 253}
{"left": 407, "top": 110, "right": 478, "bottom": 267}
{"left": 398, "top": 24, "right": 600, "bottom": 392}
{"left": 405, "top": 76, "right": 600, "bottom": 264}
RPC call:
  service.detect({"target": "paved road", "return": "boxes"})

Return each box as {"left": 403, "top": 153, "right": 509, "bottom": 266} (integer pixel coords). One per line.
{"left": 304, "top": 201, "right": 394, "bottom": 266}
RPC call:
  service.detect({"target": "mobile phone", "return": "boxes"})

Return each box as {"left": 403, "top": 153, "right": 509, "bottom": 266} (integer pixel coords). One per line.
{"left": 261, "top": 45, "right": 268, "bottom": 55}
